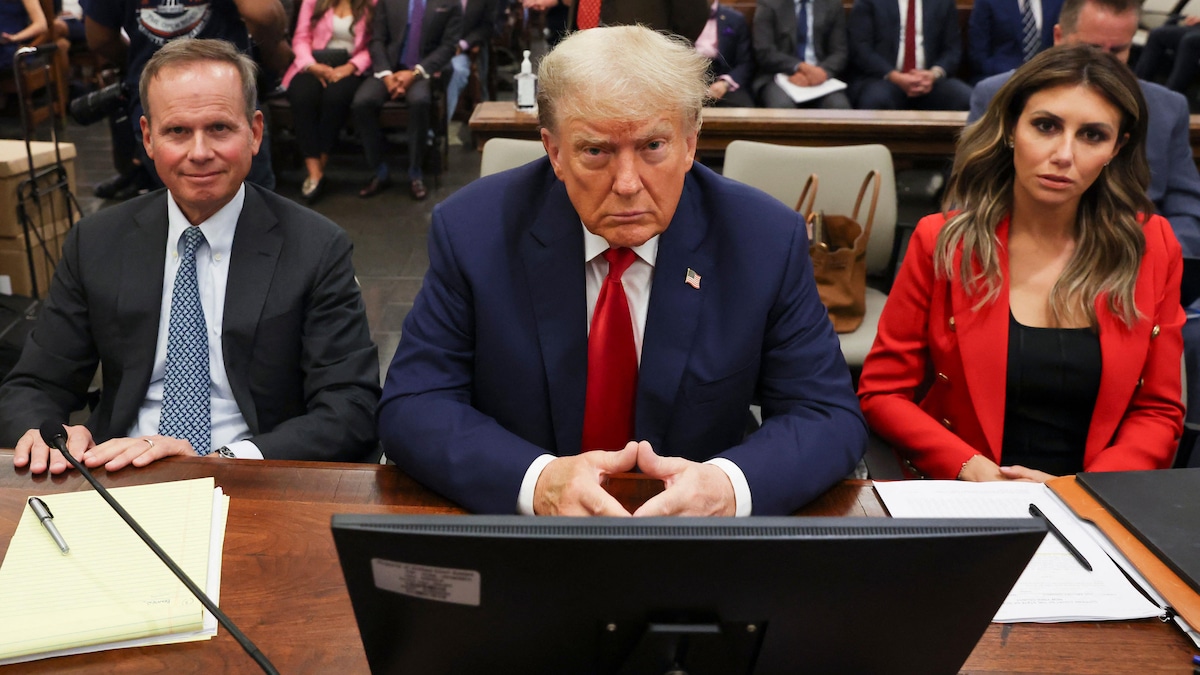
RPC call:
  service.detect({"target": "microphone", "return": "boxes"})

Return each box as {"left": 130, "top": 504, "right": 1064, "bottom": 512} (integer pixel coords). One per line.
{"left": 39, "top": 422, "right": 279, "bottom": 675}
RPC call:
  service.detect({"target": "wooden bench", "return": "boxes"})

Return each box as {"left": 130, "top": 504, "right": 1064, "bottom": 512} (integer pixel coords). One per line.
{"left": 468, "top": 100, "right": 1200, "bottom": 165}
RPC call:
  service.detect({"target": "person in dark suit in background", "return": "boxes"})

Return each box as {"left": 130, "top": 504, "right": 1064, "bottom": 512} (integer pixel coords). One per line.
{"left": 698, "top": 1, "right": 755, "bottom": 107}
{"left": 378, "top": 25, "right": 865, "bottom": 516}
{"left": 2, "top": 39, "right": 380, "bottom": 474}
{"left": 847, "top": 0, "right": 973, "bottom": 109}
{"left": 753, "top": 0, "right": 852, "bottom": 109}
{"left": 446, "top": 0, "right": 500, "bottom": 128}
{"left": 522, "top": 0, "right": 710, "bottom": 42}
{"left": 351, "top": 0, "right": 462, "bottom": 201}
{"left": 968, "top": 0, "right": 1063, "bottom": 79}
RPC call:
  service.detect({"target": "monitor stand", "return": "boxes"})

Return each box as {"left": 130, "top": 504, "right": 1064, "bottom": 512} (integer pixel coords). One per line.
{"left": 603, "top": 619, "right": 765, "bottom": 675}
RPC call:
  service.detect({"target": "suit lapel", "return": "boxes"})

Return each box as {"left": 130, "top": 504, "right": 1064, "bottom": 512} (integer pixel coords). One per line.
{"left": 637, "top": 174, "right": 709, "bottom": 447}
{"left": 521, "top": 180, "right": 589, "bottom": 455}
{"left": 222, "top": 186, "right": 283, "bottom": 433}
{"left": 1086, "top": 273, "right": 1152, "bottom": 457}
{"left": 953, "top": 218, "right": 1011, "bottom": 459}
{"left": 113, "top": 194, "right": 170, "bottom": 432}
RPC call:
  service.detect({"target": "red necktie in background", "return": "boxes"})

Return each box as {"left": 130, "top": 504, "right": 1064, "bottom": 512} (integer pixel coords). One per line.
{"left": 582, "top": 247, "right": 637, "bottom": 452}
{"left": 577, "top": 0, "right": 602, "bottom": 30}
{"left": 902, "top": 0, "right": 917, "bottom": 72}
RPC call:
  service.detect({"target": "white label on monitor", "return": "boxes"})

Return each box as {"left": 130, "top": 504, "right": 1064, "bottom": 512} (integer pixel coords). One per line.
{"left": 371, "top": 559, "right": 481, "bottom": 606}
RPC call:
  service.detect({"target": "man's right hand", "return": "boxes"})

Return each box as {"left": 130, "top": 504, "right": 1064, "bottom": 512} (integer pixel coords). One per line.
{"left": 13, "top": 424, "right": 96, "bottom": 474}
{"left": 887, "top": 70, "right": 928, "bottom": 97}
{"left": 532, "top": 443, "right": 638, "bottom": 515}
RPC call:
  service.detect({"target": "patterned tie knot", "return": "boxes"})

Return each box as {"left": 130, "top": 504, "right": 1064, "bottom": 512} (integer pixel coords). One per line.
{"left": 603, "top": 247, "right": 636, "bottom": 280}
{"left": 182, "top": 226, "right": 207, "bottom": 260}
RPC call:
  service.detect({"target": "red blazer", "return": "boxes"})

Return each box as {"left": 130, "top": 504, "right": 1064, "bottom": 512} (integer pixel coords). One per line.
{"left": 858, "top": 213, "right": 1185, "bottom": 479}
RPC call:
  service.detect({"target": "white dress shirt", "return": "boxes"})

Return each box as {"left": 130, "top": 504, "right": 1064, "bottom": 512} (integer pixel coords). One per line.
{"left": 126, "top": 185, "right": 261, "bottom": 459}
{"left": 895, "top": 0, "right": 926, "bottom": 71}
{"left": 516, "top": 225, "right": 753, "bottom": 516}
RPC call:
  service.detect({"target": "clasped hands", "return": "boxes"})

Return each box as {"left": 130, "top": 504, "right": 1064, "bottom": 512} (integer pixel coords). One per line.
{"left": 787, "top": 62, "right": 829, "bottom": 88}
{"left": 13, "top": 424, "right": 206, "bottom": 475}
{"left": 306, "top": 62, "right": 356, "bottom": 86}
{"left": 384, "top": 70, "right": 418, "bottom": 99}
{"left": 533, "top": 441, "right": 737, "bottom": 517}
{"left": 887, "top": 68, "right": 937, "bottom": 97}
{"left": 958, "top": 454, "right": 1057, "bottom": 483}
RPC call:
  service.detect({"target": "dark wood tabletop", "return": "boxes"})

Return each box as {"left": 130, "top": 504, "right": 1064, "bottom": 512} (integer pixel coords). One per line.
{"left": 0, "top": 450, "right": 1193, "bottom": 674}
{"left": 468, "top": 100, "right": 1200, "bottom": 164}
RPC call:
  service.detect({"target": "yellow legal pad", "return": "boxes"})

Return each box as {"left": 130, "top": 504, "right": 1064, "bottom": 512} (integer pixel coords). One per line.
{"left": 0, "top": 477, "right": 229, "bottom": 662}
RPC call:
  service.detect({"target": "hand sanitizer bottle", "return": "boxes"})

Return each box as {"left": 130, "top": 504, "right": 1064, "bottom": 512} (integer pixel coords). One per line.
{"left": 515, "top": 50, "right": 537, "bottom": 112}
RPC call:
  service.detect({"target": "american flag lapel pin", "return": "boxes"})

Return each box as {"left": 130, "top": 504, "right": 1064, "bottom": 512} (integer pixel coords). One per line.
{"left": 685, "top": 268, "right": 701, "bottom": 290}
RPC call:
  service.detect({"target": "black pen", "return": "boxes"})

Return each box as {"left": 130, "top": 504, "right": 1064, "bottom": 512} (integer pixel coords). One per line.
{"left": 28, "top": 497, "right": 69, "bottom": 555}
{"left": 1029, "top": 503, "right": 1091, "bottom": 572}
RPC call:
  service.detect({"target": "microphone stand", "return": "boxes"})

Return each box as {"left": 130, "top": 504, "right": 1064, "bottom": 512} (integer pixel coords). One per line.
{"left": 40, "top": 424, "right": 279, "bottom": 675}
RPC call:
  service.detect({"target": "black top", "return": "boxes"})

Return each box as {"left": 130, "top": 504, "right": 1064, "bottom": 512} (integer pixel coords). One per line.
{"left": 1001, "top": 312, "right": 1102, "bottom": 475}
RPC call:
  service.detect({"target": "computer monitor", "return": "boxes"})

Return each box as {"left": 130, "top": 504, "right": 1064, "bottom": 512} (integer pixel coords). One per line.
{"left": 332, "top": 515, "right": 1045, "bottom": 675}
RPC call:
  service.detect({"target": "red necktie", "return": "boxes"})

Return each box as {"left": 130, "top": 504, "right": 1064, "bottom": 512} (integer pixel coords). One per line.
{"left": 576, "top": 0, "right": 602, "bottom": 30}
{"left": 581, "top": 247, "right": 638, "bottom": 452}
{"left": 902, "top": 0, "right": 917, "bottom": 72}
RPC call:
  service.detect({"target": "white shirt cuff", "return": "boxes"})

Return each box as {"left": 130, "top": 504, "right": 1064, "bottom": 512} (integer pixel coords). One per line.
{"left": 705, "top": 457, "right": 752, "bottom": 516}
{"left": 222, "top": 440, "right": 263, "bottom": 460}
{"left": 517, "top": 454, "right": 557, "bottom": 515}
{"left": 375, "top": 69, "right": 393, "bottom": 79}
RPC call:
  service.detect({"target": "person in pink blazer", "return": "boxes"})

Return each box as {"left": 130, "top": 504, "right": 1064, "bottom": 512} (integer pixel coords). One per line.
{"left": 282, "top": 0, "right": 375, "bottom": 203}
{"left": 858, "top": 44, "right": 1185, "bottom": 481}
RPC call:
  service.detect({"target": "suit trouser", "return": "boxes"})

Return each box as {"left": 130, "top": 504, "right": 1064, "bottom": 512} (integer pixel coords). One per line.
{"left": 351, "top": 74, "right": 432, "bottom": 180}
{"left": 854, "top": 76, "right": 972, "bottom": 110}
{"left": 1136, "top": 25, "right": 1200, "bottom": 94}
{"left": 287, "top": 72, "right": 366, "bottom": 159}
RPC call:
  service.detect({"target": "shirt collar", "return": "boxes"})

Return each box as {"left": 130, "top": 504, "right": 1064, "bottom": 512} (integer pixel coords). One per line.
{"left": 166, "top": 184, "right": 245, "bottom": 260}
{"left": 582, "top": 223, "right": 660, "bottom": 267}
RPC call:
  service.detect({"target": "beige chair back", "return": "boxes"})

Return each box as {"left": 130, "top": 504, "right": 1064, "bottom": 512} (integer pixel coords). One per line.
{"left": 480, "top": 138, "right": 547, "bottom": 177}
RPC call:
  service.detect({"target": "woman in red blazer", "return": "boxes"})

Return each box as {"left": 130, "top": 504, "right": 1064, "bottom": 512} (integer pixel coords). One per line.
{"left": 858, "top": 44, "right": 1185, "bottom": 481}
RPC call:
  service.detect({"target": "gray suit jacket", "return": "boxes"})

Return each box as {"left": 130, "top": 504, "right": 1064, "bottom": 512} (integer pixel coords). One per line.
{"left": 368, "top": 0, "right": 463, "bottom": 75}
{"left": 969, "top": 73, "right": 1200, "bottom": 257}
{"left": 0, "top": 185, "right": 381, "bottom": 460}
{"left": 753, "top": 0, "right": 849, "bottom": 94}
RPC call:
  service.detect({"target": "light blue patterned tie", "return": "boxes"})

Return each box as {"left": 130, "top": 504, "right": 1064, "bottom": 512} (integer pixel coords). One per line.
{"left": 1021, "top": 0, "right": 1040, "bottom": 63}
{"left": 158, "top": 226, "right": 211, "bottom": 455}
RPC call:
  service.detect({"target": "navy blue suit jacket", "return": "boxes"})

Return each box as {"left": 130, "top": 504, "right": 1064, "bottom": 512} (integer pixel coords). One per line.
{"left": 710, "top": 5, "right": 754, "bottom": 91}
{"left": 378, "top": 159, "right": 866, "bottom": 515}
{"left": 966, "top": 0, "right": 1062, "bottom": 79}
{"left": 848, "top": 0, "right": 963, "bottom": 79}
{"left": 969, "top": 73, "right": 1200, "bottom": 256}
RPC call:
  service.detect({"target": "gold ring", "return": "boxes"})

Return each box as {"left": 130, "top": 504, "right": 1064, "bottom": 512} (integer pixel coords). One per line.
{"left": 144, "top": 438, "right": 155, "bottom": 449}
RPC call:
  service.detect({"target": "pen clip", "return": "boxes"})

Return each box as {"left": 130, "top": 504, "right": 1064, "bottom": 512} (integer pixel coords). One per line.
{"left": 28, "top": 496, "right": 52, "bottom": 519}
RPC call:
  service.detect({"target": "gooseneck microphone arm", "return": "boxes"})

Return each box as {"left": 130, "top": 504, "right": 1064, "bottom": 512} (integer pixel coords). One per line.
{"left": 38, "top": 422, "right": 279, "bottom": 675}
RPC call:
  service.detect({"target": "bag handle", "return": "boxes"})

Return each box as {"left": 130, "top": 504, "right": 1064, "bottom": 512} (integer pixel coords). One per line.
{"left": 850, "top": 170, "right": 881, "bottom": 247}
{"left": 795, "top": 173, "right": 818, "bottom": 216}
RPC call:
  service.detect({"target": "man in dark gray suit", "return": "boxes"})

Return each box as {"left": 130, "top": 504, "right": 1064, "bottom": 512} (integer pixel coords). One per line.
{"left": 754, "top": 0, "right": 852, "bottom": 108}
{"left": 847, "top": 0, "right": 973, "bottom": 109}
{"left": 3, "top": 39, "right": 380, "bottom": 475}
{"left": 351, "top": 0, "right": 463, "bottom": 201}
{"left": 968, "top": 0, "right": 1200, "bottom": 256}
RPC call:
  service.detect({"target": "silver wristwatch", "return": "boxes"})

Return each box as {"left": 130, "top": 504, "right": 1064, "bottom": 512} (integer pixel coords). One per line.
{"left": 216, "top": 446, "right": 236, "bottom": 459}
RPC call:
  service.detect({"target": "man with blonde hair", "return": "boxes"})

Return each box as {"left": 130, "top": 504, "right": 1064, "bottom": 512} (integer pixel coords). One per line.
{"left": 379, "top": 25, "right": 865, "bottom": 516}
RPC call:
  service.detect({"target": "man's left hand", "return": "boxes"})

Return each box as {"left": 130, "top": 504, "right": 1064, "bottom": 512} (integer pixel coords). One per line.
{"left": 631, "top": 441, "right": 737, "bottom": 516}
{"left": 82, "top": 435, "right": 200, "bottom": 472}
{"left": 797, "top": 62, "right": 828, "bottom": 86}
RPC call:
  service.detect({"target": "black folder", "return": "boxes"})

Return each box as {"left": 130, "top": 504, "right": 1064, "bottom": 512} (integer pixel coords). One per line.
{"left": 1078, "top": 468, "right": 1200, "bottom": 595}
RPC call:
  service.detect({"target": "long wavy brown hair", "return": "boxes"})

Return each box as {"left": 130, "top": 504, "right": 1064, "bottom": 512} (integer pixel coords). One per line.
{"left": 311, "top": 0, "right": 373, "bottom": 33}
{"left": 939, "top": 44, "right": 1152, "bottom": 328}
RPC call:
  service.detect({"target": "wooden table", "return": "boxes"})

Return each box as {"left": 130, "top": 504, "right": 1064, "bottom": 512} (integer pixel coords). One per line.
{"left": 468, "top": 100, "right": 1200, "bottom": 164}
{"left": 0, "top": 451, "right": 1193, "bottom": 674}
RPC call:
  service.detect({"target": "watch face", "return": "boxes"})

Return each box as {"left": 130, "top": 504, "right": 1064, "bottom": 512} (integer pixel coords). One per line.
{"left": 218, "top": 447, "right": 236, "bottom": 459}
